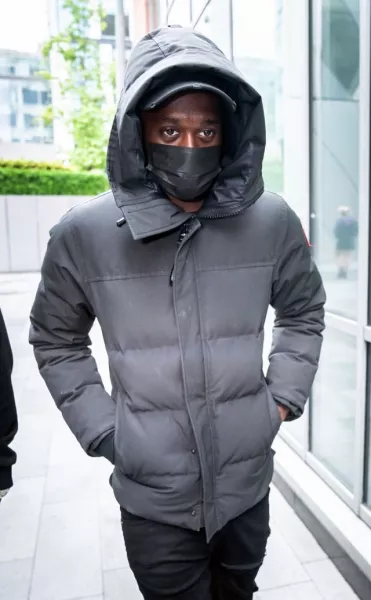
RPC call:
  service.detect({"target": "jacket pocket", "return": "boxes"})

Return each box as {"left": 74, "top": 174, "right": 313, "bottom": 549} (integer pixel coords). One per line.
{"left": 264, "top": 382, "right": 282, "bottom": 443}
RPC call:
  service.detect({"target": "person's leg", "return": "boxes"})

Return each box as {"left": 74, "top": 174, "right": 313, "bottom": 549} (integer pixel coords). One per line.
{"left": 120, "top": 508, "right": 212, "bottom": 600}
{"left": 343, "top": 250, "right": 351, "bottom": 277}
{"left": 336, "top": 251, "right": 345, "bottom": 278}
{"left": 211, "top": 491, "right": 270, "bottom": 600}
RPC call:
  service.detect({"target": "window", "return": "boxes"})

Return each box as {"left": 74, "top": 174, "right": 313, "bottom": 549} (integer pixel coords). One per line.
{"left": 29, "top": 62, "right": 41, "bottom": 76}
{"left": 9, "top": 112, "right": 17, "bottom": 128}
{"left": 124, "top": 15, "right": 129, "bottom": 37}
{"left": 311, "top": 0, "right": 360, "bottom": 319}
{"left": 102, "top": 13, "right": 115, "bottom": 37}
{"left": 311, "top": 328, "right": 357, "bottom": 491}
{"left": 22, "top": 88, "right": 38, "bottom": 105}
{"left": 26, "top": 135, "right": 43, "bottom": 143}
{"left": 41, "top": 90, "right": 51, "bottom": 106}
{"left": 24, "top": 114, "right": 38, "bottom": 129}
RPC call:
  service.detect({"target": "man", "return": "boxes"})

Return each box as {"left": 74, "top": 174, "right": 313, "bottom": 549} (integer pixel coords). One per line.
{"left": 30, "top": 26, "right": 325, "bottom": 599}
{"left": 0, "top": 309, "right": 18, "bottom": 502}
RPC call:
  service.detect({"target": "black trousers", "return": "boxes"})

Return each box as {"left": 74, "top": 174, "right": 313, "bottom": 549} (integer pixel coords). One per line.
{"left": 120, "top": 491, "right": 270, "bottom": 600}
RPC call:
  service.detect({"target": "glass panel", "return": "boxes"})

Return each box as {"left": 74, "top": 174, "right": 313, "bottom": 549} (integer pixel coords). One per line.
{"left": 195, "top": 0, "right": 231, "bottom": 59}
{"left": 22, "top": 88, "right": 39, "bottom": 105}
{"left": 167, "top": 0, "right": 192, "bottom": 25}
{"left": 232, "top": 0, "right": 284, "bottom": 194}
{"left": 41, "top": 90, "right": 51, "bottom": 106}
{"left": 311, "top": 328, "right": 357, "bottom": 491}
{"left": 24, "top": 114, "right": 38, "bottom": 129}
{"left": 282, "top": 410, "right": 308, "bottom": 448}
{"left": 102, "top": 13, "right": 115, "bottom": 37}
{"left": 192, "top": 0, "right": 208, "bottom": 21}
{"left": 9, "top": 112, "right": 17, "bottom": 128}
{"left": 265, "top": 304, "right": 308, "bottom": 449}
{"left": 311, "top": 0, "right": 360, "bottom": 319}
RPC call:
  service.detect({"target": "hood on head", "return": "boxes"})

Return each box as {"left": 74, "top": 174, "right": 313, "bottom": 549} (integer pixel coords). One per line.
{"left": 107, "top": 26, "right": 266, "bottom": 240}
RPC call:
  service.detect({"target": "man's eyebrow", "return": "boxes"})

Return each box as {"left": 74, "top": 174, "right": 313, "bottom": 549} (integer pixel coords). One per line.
{"left": 159, "top": 116, "right": 221, "bottom": 125}
{"left": 201, "top": 118, "right": 221, "bottom": 125}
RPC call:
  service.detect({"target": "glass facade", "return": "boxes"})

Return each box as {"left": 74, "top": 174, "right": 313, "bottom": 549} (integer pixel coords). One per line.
{"left": 161, "top": 0, "right": 371, "bottom": 533}
{"left": 311, "top": 0, "right": 360, "bottom": 319}
{"left": 311, "top": 328, "right": 357, "bottom": 490}
{"left": 232, "top": 0, "right": 284, "bottom": 192}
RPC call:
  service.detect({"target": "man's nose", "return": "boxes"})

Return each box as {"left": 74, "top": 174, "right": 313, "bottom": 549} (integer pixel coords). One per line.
{"left": 183, "top": 131, "right": 197, "bottom": 148}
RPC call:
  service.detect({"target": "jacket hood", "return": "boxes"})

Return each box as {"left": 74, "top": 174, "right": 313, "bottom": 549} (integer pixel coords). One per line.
{"left": 107, "top": 26, "right": 266, "bottom": 240}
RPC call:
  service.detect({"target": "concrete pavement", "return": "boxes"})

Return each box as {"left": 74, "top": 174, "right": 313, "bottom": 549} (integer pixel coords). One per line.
{"left": 0, "top": 273, "right": 359, "bottom": 600}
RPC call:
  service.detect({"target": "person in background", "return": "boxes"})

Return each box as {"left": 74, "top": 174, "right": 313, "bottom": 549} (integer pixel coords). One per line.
{"left": 0, "top": 309, "right": 18, "bottom": 503}
{"left": 30, "top": 26, "right": 326, "bottom": 600}
{"left": 334, "top": 205, "right": 358, "bottom": 279}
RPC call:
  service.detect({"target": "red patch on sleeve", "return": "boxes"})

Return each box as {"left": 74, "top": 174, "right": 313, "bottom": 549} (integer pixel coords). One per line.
{"left": 302, "top": 227, "right": 311, "bottom": 247}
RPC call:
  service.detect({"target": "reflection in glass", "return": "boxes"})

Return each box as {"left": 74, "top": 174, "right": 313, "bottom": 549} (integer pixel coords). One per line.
{"left": 232, "top": 0, "right": 284, "bottom": 194}
{"left": 311, "top": 0, "right": 360, "bottom": 319}
{"left": 311, "top": 328, "right": 356, "bottom": 491}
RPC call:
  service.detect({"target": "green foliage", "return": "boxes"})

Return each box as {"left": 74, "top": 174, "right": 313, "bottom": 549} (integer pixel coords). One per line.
{"left": 0, "top": 167, "right": 109, "bottom": 196}
{"left": 42, "top": 0, "right": 114, "bottom": 171}
{"left": 0, "top": 159, "right": 71, "bottom": 171}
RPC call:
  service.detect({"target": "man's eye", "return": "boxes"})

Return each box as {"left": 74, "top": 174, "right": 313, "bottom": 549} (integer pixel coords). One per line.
{"left": 201, "top": 129, "right": 215, "bottom": 139}
{"left": 163, "top": 128, "right": 178, "bottom": 138}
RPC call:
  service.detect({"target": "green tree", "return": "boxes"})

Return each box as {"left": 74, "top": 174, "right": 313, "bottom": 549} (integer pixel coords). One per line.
{"left": 43, "top": 0, "right": 115, "bottom": 171}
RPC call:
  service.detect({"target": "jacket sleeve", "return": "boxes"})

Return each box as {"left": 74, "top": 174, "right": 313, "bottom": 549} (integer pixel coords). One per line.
{"left": 266, "top": 203, "right": 326, "bottom": 420}
{"left": 29, "top": 213, "right": 116, "bottom": 456}
{"left": 0, "top": 309, "right": 18, "bottom": 489}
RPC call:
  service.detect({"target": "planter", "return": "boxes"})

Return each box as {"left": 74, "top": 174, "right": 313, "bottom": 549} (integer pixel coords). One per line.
{"left": 0, "top": 195, "right": 90, "bottom": 273}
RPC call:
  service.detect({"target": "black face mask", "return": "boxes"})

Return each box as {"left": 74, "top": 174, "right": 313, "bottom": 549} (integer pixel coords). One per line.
{"left": 146, "top": 143, "right": 221, "bottom": 201}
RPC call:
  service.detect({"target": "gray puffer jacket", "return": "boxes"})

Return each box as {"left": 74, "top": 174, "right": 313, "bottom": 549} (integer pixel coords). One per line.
{"left": 30, "top": 27, "right": 325, "bottom": 541}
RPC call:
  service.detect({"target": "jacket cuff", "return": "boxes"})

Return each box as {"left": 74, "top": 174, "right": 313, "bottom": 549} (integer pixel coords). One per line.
{"left": 96, "top": 432, "right": 115, "bottom": 464}
{"left": 274, "top": 399, "right": 302, "bottom": 421}
{"left": 0, "top": 466, "right": 13, "bottom": 490}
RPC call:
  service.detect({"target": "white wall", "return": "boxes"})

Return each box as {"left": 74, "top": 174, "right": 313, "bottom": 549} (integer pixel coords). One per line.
{"left": 0, "top": 195, "right": 90, "bottom": 273}
{"left": 0, "top": 142, "right": 58, "bottom": 162}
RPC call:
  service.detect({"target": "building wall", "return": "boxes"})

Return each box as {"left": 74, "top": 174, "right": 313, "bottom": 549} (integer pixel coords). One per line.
{"left": 160, "top": 0, "right": 371, "bottom": 561}
{"left": 0, "top": 195, "right": 89, "bottom": 273}
{"left": 0, "top": 141, "right": 57, "bottom": 161}
{"left": 0, "top": 50, "right": 56, "bottom": 160}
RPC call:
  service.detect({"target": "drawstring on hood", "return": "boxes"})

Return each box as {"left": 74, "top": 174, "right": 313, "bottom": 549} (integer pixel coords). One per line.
{"left": 107, "top": 26, "right": 266, "bottom": 241}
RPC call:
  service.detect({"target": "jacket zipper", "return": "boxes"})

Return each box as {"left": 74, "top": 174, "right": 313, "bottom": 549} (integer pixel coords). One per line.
{"left": 169, "top": 219, "right": 195, "bottom": 286}
{"left": 168, "top": 202, "right": 250, "bottom": 285}
{"left": 202, "top": 206, "right": 246, "bottom": 220}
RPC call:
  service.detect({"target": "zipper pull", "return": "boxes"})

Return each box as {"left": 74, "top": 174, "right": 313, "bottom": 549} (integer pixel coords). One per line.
{"left": 169, "top": 264, "right": 175, "bottom": 287}
{"left": 169, "top": 222, "right": 189, "bottom": 287}
{"left": 169, "top": 219, "right": 197, "bottom": 287}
